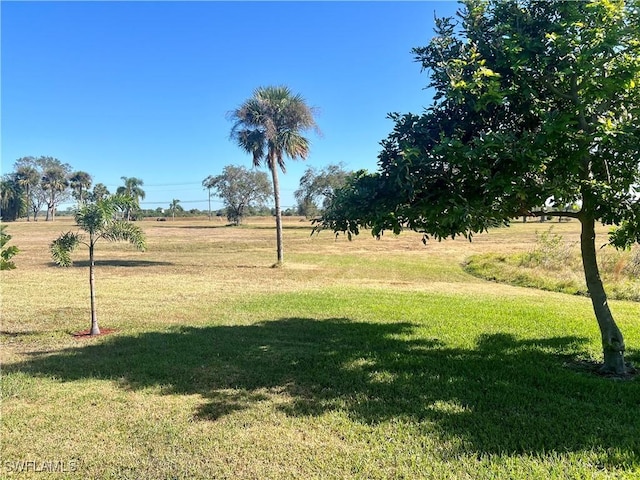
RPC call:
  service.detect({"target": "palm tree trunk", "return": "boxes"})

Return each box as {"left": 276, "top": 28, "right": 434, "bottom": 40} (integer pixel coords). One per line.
{"left": 88, "top": 241, "right": 100, "bottom": 335}
{"left": 25, "top": 186, "right": 31, "bottom": 222}
{"left": 580, "top": 215, "right": 626, "bottom": 374}
{"left": 270, "top": 163, "right": 284, "bottom": 265}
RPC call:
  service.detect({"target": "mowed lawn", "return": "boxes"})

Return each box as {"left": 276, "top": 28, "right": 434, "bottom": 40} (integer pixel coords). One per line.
{"left": 1, "top": 217, "right": 638, "bottom": 479}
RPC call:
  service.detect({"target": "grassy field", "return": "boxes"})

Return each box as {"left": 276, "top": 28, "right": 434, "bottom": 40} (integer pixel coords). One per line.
{"left": 1, "top": 217, "right": 638, "bottom": 479}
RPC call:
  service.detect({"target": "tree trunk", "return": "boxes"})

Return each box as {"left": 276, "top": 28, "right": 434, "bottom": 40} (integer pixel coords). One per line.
{"left": 580, "top": 216, "right": 626, "bottom": 374}
{"left": 270, "top": 163, "right": 284, "bottom": 265}
{"left": 25, "top": 187, "right": 31, "bottom": 222}
{"left": 88, "top": 241, "right": 100, "bottom": 335}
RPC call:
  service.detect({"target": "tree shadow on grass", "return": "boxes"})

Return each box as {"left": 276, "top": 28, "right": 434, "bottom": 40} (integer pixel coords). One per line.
{"left": 47, "top": 260, "right": 175, "bottom": 268}
{"left": 157, "top": 224, "right": 235, "bottom": 230}
{"left": 6, "top": 318, "right": 640, "bottom": 460}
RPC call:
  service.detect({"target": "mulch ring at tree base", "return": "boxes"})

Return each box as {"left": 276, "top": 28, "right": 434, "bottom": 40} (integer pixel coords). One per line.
{"left": 564, "top": 359, "right": 638, "bottom": 381}
{"left": 73, "top": 328, "right": 117, "bottom": 339}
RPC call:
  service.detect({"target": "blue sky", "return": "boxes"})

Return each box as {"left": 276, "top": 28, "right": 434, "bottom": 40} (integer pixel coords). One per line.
{"left": 2, "top": 1, "right": 460, "bottom": 212}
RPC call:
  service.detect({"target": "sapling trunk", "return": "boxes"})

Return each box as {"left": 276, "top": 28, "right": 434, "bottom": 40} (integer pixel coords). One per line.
{"left": 88, "top": 241, "right": 100, "bottom": 336}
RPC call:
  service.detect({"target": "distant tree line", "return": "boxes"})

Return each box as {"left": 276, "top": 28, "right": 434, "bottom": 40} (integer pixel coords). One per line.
{"left": 1, "top": 155, "right": 352, "bottom": 224}
{"left": 0, "top": 157, "right": 150, "bottom": 222}
{"left": 202, "top": 163, "right": 352, "bottom": 225}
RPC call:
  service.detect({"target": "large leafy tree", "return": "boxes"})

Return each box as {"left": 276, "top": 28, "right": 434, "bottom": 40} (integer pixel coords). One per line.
{"left": 116, "top": 176, "right": 145, "bottom": 220}
{"left": 229, "top": 86, "right": 320, "bottom": 264}
{"left": 320, "top": 0, "right": 640, "bottom": 374}
{"left": 294, "top": 163, "right": 351, "bottom": 218}
{"left": 205, "top": 165, "right": 272, "bottom": 226}
{"left": 24, "top": 157, "right": 73, "bottom": 221}
{"left": 15, "top": 156, "right": 72, "bottom": 221}
{"left": 50, "top": 195, "right": 146, "bottom": 335}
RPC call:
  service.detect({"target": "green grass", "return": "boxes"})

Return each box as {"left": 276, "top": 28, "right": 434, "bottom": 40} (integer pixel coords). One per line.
{"left": 464, "top": 227, "right": 640, "bottom": 301}
{"left": 1, "top": 218, "right": 639, "bottom": 479}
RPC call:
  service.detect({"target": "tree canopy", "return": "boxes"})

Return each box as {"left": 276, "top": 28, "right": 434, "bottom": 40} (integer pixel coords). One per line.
{"left": 320, "top": 0, "right": 640, "bottom": 374}
{"left": 12, "top": 156, "right": 71, "bottom": 221}
{"left": 205, "top": 165, "right": 272, "bottom": 225}
{"left": 294, "top": 163, "right": 350, "bottom": 218}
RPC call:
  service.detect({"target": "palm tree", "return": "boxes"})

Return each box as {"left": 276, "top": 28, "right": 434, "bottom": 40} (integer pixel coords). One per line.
{"left": 89, "top": 183, "right": 110, "bottom": 203}
{"left": 229, "top": 85, "right": 319, "bottom": 265}
{"left": 15, "top": 166, "right": 40, "bottom": 221}
{"left": 41, "top": 166, "right": 69, "bottom": 221}
{"left": 0, "top": 175, "right": 26, "bottom": 221}
{"left": 168, "top": 199, "right": 182, "bottom": 220}
{"left": 116, "top": 176, "right": 145, "bottom": 220}
{"left": 202, "top": 175, "right": 216, "bottom": 220}
{"left": 69, "top": 171, "right": 93, "bottom": 206}
{"left": 50, "top": 195, "right": 146, "bottom": 335}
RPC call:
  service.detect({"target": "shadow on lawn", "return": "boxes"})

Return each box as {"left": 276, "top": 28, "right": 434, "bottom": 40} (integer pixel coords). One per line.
{"left": 7, "top": 318, "right": 640, "bottom": 458}
{"left": 169, "top": 224, "right": 314, "bottom": 231}
{"left": 48, "top": 260, "right": 175, "bottom": 268}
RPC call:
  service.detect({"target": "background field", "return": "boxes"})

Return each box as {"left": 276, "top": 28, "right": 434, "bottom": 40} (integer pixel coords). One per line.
{"left": 1, "top": 217, "right": 638, "bottom": 479}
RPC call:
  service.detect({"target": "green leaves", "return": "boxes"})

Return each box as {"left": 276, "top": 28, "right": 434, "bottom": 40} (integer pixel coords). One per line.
{"left": 321, "top": 0, "right": 640, "bottom": 249}
{"left": 102, "top": 220, "right": 146, "bottom": 251}
{"left": 50, "top": 231, "right": 81, "bottom": 267}
{"left": 0, "top": 225, "right": 19, "bottom": 270}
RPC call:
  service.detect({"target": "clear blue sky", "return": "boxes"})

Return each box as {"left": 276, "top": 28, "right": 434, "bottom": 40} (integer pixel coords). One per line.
{"left": 2, "top": 1, "right": 460, "bottom": 212}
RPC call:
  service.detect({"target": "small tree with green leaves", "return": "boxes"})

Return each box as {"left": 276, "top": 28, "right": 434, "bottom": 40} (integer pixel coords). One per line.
{"left": 50, "top": 195, "right": 146, "bottom": 335}
{"left": 0, "top": 225, "right": 19, "bottom": 270}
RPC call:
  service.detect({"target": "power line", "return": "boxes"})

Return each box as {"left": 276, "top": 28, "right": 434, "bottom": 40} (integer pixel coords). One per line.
{"left": 140, "top": 199, "right": 216, "bottom": 205}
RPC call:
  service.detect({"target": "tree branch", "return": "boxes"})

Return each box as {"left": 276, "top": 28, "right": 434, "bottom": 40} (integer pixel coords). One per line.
{"left": 528, "top": 210, "right": 581, "bottom": 219}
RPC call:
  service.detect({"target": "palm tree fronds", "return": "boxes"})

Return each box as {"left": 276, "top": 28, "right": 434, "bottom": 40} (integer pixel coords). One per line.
{"left": 102, "top": 220, "right": 146, "bottom": 251}
{"left": 75, "top": 203, "right": 112, "bottom": 234}
{"left": 234, "top": 129, "right": 267, "bottom": 168}
{"left": 50, "top": 231, "right": 81, "bottom": 267}
{"left": 280, "top": 131, "right": 311, "bottom": 160}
